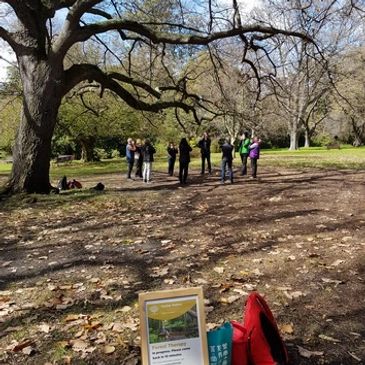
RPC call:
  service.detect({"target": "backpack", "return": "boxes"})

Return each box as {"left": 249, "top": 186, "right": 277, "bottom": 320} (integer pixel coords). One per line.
{"left": 91, "top": 182, "right": 105, "bottom": 191}
{"left": 67, "top": 179, "right": 82, "bottom": 189}
{"left": 232, "top": 292, "right": 288, "bottom": 365}
{"left": 57, "top": 176, "right": 68, "bottom": 190}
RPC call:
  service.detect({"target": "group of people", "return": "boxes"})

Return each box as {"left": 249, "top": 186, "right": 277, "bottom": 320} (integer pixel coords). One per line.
{"left": 125, "top": 132, "right": 261, "bottom": 185}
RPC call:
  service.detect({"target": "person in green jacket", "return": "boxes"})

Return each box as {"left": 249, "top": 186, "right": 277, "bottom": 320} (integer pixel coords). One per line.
{"left": 238, "top": 132, "right": 251, "bottom": 176}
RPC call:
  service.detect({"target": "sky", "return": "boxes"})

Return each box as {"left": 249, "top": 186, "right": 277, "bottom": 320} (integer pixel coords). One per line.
{"left": 0, "top": 0, "right": 262, "bottom": 82}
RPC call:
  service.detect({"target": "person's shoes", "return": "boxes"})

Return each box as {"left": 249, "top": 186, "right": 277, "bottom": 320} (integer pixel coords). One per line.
{"left": 144, "top": 179, "right": 147, "bottom": 183}
{"left": 230, "top": 180, "right": 234, "bottom": 184}
{"left": 221, "top": 180, "right": 225, "bottom": 184}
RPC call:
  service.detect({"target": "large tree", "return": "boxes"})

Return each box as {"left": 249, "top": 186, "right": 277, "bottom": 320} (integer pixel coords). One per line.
{"left": 0, "top": 0, "right": 313, "bottom": 193}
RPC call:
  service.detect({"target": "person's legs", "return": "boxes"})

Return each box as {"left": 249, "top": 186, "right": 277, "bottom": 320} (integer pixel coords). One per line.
{"left": 143, "top": 162, "right": 147, "bottom": 182}
{"left": 207, "top": 154, "right": 212, "bottom": 174}
{"left": 251, "top": 158, "right": 257, "bottom": 178}
{"left": 183, "top": 162, "right": 189, "bottom": 183}
{"left": 171, "top": 158, "right": 175, "bottom": 176}
{"left": 242, "top": 153, "right": 248, "bottom": 175}
{"left": 228, "top": 160, "right": 233, "bottom": 182}
{"left": 147, "top": 162, "right": 152, "bottom": 182}
{"left": 201, "top": 155, "right": 205, "bottom": 174}
{"left": 138, "top": 159, "right": 143, "bottom": 178}
{"left": 127, "top": 159, "right": 134, "bottom": 178}
{"left": 221, "top": 159, "right": 226, "bottom": 182}
{"left": 168, "top": 158, "right": 172, "bottom": 176}
{"left": 179, "top": 163, "right": 183, "bottom": 183}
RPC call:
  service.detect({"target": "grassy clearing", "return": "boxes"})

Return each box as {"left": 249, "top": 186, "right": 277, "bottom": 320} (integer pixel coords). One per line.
{"left": 0, "top": 146, "right": 364, "bottom": 181}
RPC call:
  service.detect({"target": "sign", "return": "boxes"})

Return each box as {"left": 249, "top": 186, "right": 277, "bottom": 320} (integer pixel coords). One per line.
{"left": 139, "top": 287, "right": 209, "bottom": 365}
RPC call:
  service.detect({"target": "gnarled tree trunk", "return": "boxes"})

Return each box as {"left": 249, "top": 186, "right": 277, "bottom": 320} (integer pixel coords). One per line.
{"left": 8, "top": 57, "right": 62, "bottom": 194}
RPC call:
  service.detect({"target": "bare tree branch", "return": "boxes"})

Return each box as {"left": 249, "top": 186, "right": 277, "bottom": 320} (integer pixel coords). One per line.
{"left": 76, "top": 20, "right": 313, "bottom": 47}
{"left": 62, "top": 64, "right": 195, "bottom": 114}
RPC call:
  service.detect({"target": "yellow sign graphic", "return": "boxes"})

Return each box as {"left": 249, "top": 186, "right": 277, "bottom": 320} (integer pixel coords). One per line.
{"left": 147, "top": 299, "right": 196, "bottom": 321}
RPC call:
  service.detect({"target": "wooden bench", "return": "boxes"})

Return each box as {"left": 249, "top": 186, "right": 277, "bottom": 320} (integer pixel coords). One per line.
{"left": 56, "top": 155, "right": 74, "bottom": 165}
{"left": 326, "top": 142, "right": 341, "bottom": 150}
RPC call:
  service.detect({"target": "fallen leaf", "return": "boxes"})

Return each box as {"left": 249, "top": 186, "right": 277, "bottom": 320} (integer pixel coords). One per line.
{"left": 279, "top": 323, "right": 294, "bottom": 335}
{"left": 297, "top": 345, "right": 324, "bottom": 358}
{"left": 213, "top": 267, "right": 224, "bottom": 274}
{"left": 120, "top": 306, "right": 132, "bottom": 313}
{"left": 22, "top": 346, "right": 35, "bottom": 355}
{"left": 318, "top": 334, "right": 341, "bottom": 343}
{"left": 12, "top": 340, "right": 35, "bottom": 352}
{"left": 321, "top": 278, "right": 343, "bottom": 287}
{"left": 103, "top": 345, "right": 116, "bottom": 354}
{"left": 330, "top": 260, "right": 344, "bottom": 267}
{"left": 38, "top": 323, "right": 50, "bottom": 334}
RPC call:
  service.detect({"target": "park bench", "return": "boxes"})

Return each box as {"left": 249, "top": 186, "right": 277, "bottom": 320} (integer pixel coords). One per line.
{"left": 55, "top": 154, "right": 74, "bottom": 165}
{"left": 326, "top": 141, "right": 341, "bottom": 150}
{"left": 5, "top": 158, "right": 13, "bottom": 164}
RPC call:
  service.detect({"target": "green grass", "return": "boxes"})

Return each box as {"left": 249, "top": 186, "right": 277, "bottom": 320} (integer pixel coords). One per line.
{"left": 1, "top": 146, "right": 364, "bottom": 181}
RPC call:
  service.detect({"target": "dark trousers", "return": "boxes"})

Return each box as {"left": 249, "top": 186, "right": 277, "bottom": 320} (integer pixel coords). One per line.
{"left": 179, "top": 161, "right": 189, "bottom": 183}
{"left": 127, "top": 158, "right": 134, "bottom": 178}
{"left": 250, "top": 158, "right": 258, "bottom": 178}
{"left": 168, "top": 157, "right": 176, "bottom": 176}
{"left": 201, "top": 153, "right": 211, "bottom": 174}
{"left": 240, "top": 153, "right": 248, "bottom": 175}
{"left": 135, "top": 158, "right": 143, "bottom": 178}
{"left": 221, "top": 158, "right": 233, "bottom": 182}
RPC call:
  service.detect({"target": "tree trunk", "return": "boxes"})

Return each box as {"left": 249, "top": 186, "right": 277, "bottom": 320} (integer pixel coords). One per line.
{"left": 289, "top": 121, "right": 299, "bottom": 150}
{"left": 8, "top": 57, "right": 62, "bottom": 194}
{"left": 304, "top": 129, "right": 310, "bottom": 148}
{"left": 80, "top": 137, "right": 97, "bottom": 162}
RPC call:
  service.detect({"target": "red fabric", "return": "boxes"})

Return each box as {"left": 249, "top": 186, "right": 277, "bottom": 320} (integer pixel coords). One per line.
{"left": 243, "top": 292, "right": 289, "bottom": 365}
{"left": 231, "top": 320, "right": 248, "bottom": 365}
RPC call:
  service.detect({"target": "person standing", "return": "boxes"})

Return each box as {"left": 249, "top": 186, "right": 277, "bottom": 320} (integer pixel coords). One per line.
{"left": 220, "top": 138, "right": 234, "bottom": 184}
{"left": 134, "top": 138, "right": 143, "bottom": 179}
{"left": 238, "top": 132, "right": 250, "bottom": 176}
{"left": 142, "top": 139, "right": 156, "bottom": 183}
{"left": 178, "top": 138, "right": 192, "bottom": 184}
{"left": 198, "top": 132, "right": 212, "bottom": 175}
{"left": 126, "top": 138, "right": 136, "bottom": 179}
{"left": 249, "top": 137, "right": 261, "bottom": 179}
{"left": 167, "top": 142, "right": 178, "bottom": 176}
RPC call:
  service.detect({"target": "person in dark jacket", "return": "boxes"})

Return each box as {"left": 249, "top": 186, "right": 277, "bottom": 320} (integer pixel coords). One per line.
{"left": 178, "top": 138, "right": 192, "bottom": 184}
{"left": 198, "top": 132, "right": 212, "bottom": 175}
{"left": 142, "top": 139, "right": 156, "bottom": 183}
{"left": 167, "top": 142, "right": 178, "bottom": 176}
{"left": 134, "top": 138, "right": 143, "bottom": 178}
{"left": 221, "top": 138, "right": 234, "bottom": 184}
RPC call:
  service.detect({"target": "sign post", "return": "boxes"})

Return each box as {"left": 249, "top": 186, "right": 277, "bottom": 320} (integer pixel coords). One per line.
{"left": 139, "top": 287, "right": 209, "bottom": 365}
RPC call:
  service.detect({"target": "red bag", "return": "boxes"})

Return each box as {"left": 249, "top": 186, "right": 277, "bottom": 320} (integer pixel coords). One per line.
{"left": 231, "top": 320, "right": 248, "bottom": 365}
{"left": 243, "top": 292, "right": 289, "bottom": 365}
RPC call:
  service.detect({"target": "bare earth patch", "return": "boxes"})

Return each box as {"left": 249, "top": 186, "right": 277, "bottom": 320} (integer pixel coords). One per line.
{"left": 0, "top": 167, "right": 364, "bottom": 364}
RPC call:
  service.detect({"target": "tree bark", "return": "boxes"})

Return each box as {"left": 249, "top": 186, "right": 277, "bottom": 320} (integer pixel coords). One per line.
{"left": 304, "top": 129, "right": 310, "bottom": 148}
{"left": 289, "top": 120, "right": 299, "bottom": 150}
{"left": 8, "top": 57, "right": 63, "bottom": 194}
{"left": 79, "top": 137, "right": 97, "bottom": 162}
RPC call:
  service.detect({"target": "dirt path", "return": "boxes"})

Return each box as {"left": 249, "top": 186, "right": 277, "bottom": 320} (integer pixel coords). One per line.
{"left": 0, "top": 167, "right": 364, "bottom": 364}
